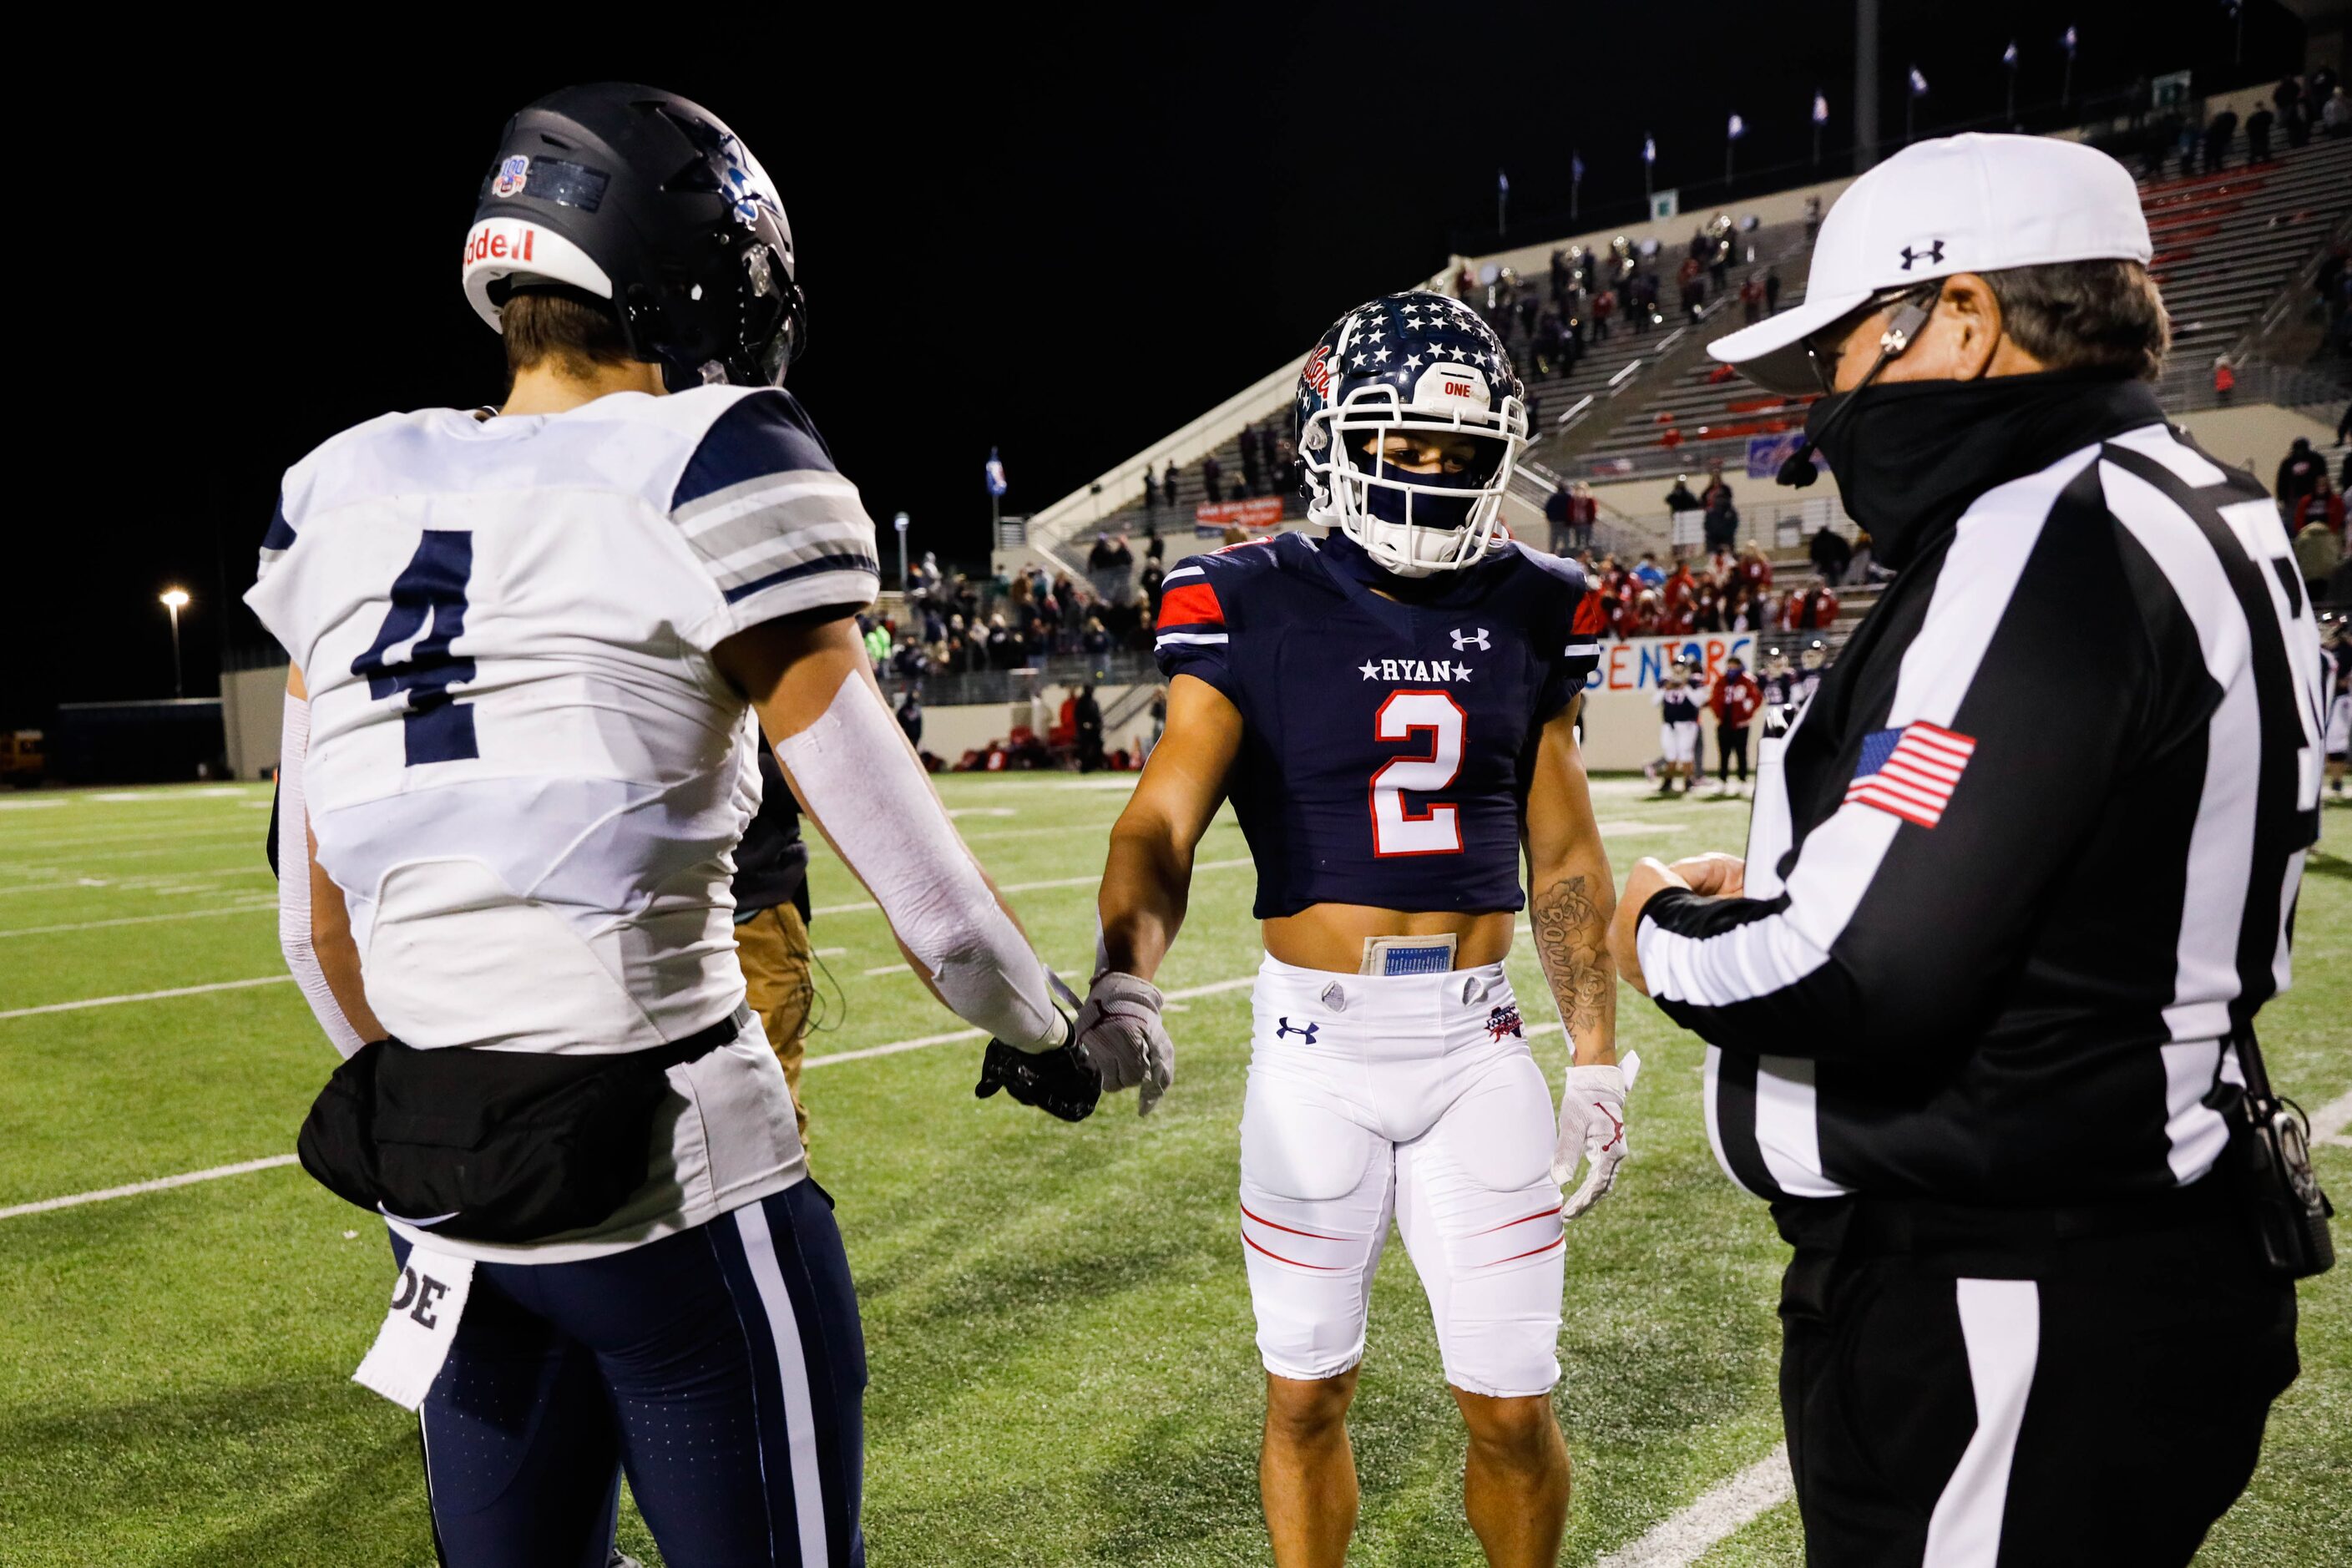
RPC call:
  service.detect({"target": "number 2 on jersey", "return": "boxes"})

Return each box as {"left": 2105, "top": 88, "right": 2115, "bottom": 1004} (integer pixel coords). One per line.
{"left": 352, "top": 529, "right": 478, "bottom": 766}
{"left": 1370, "top": 690, "right": 1464, "bottom": 856}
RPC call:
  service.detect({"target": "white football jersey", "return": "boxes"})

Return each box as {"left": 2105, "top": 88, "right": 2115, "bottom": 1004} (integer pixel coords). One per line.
{"left": 245, "top": 384, "right": 879, "bottom": 1260}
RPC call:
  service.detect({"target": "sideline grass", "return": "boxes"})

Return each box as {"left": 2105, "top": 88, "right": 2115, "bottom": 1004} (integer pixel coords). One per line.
{"left": 0, "top": 779, "right": 2344, "bottom": 1566}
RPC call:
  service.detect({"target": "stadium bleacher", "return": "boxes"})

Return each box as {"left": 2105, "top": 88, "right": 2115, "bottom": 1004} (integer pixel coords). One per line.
{"left": 1570, "top": 130, "right": 2352, "bottom": 482}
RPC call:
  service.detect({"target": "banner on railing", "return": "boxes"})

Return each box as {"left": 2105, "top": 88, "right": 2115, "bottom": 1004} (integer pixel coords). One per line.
{"left": 1747, "top": 430, "right": 1814, "bottom": 480}
{"left": 1587, "top": 631, "right": 1759, "bottom": 691}
{"left": 1194, "top": 496, "right": 1285, "bottom": 534}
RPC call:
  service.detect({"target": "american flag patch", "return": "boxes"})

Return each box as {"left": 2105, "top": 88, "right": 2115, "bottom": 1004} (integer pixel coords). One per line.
{"left": 1844, "top": 721, "right": 1975, "bottom": 828}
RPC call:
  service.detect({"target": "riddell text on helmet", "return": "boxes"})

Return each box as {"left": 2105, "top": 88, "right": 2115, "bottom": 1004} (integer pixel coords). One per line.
{"left": 462, "top": 225, "right": 536, "bottom": 270}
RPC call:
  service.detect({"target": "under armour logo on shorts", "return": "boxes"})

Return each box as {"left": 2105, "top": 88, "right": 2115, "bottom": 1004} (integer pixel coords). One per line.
{"left": 1275, "top": 1017, "right": 1319, "bottom": 1044}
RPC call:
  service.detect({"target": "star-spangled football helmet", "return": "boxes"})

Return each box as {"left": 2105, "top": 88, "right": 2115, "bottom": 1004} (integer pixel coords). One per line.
{"left": 1296, "top": 290, "right": 1530, "bottom": 578}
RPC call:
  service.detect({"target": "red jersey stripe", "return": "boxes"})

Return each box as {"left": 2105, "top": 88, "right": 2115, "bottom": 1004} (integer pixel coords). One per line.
{"left": 1156, "top": 581, "right": 1224, "bottom": 630}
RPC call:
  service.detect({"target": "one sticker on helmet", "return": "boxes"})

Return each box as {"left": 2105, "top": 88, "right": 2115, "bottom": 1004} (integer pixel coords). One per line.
{"left": 1412, "top": 362, "right": 1490, "bottom": 416}
{"left": 492, "top": 155, "right": 531, "bottom": 199}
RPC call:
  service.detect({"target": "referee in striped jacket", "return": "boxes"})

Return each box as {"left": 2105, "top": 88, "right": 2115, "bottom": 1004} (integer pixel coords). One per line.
{"left": 1607, "top": 134, "right": 2330, "bottom": 1565}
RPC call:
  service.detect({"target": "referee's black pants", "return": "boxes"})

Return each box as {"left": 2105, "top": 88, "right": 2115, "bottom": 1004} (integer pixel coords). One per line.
{"left": 1772, "top": 1185, "right": 2297, "bottom": 1566}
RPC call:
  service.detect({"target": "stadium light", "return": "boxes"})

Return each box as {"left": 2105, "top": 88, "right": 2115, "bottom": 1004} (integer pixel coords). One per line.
{"left": 159, "top": 588, "right": 190, "bottom": 700}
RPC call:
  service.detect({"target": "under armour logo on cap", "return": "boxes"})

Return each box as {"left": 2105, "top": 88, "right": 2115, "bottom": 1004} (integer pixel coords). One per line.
{"left": 1451, "top": 627, "right": 1491, "bottom": 650}
{"left": 1898, "top": 240, "right": 1946, "bottom": 271}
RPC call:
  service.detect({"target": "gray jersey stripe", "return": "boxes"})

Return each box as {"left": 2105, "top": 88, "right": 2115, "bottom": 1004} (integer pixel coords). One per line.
{"left": 673, "top": 471, "right": 862, "bottom": 534}
{"left": 702, "top": 516, "right": 879, "bottom": 588}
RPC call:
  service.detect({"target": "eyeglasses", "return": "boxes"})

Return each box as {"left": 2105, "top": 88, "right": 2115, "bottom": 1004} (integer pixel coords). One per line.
{"left": 1801, "top": 284, "right": 1941, "bottom": 396}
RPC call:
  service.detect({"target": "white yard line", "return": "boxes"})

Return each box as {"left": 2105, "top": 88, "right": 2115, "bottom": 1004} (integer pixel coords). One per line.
{"left": 0, "top": 1155, "right": 301, "bottom": 1221}
{"left": 2311, "top": 1088, "right": 2352, "bottom": 1149}
{"left": 0, "top": 974, "right": 293, "bottom": 1019}
{"left": 0, "top": 901, "right": 278, "bottom": 938}
{"left": 1594, "top": 1446, "right": 1794, "bottom": 1568}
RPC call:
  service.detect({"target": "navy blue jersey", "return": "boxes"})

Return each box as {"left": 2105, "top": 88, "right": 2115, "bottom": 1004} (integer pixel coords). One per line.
{"left": 1155, "top": 533, "right": 1599, "bottom": 918}
{"left": 1657, "top": 687, "right": 1702, "bottom": 724}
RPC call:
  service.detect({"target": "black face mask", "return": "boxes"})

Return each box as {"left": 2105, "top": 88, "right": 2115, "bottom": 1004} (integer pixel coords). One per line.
{"left": 1803, "top": 370, "right": 2164, "bottom": 571}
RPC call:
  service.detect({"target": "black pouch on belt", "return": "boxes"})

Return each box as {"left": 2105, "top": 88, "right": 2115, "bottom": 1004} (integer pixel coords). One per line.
{"left": 296, "top": 1005, "right": 749, "bottom": 1244}
{"left": 2204, "top": 1028, "right": 2334, "bottom": 1279}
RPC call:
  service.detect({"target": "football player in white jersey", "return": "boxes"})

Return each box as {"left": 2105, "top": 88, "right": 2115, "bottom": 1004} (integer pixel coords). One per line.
{"left": 249, "top": 84, "right": 1133, "bottom": 1568}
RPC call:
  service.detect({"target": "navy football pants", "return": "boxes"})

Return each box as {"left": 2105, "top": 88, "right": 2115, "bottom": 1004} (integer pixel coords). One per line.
{"left": 390, "top": 1181, "right": 866, "bottom": 1567}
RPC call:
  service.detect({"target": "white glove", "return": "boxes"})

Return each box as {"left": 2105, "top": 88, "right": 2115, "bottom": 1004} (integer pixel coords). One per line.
{"left": 1073, "top": 972, "right": 1175, "bottom": 1115}
{"left": 1554, "top": 1051, "right": 1640, "bottom": 1220}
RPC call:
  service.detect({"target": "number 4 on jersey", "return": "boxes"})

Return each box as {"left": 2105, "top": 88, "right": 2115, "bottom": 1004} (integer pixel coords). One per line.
{"left": 352, "top": 530, "right": 478, "bottom": 766}
{"left": 1370, "top": 690, "right": 1465, "bottom": 856}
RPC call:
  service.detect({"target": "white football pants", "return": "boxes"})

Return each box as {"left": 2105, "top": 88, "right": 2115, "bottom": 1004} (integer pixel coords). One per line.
{"left": 1239, "top": 956, "right": 1565, "bottom": 1399}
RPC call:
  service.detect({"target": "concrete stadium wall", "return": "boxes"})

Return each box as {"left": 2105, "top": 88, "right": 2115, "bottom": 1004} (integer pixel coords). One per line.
{"left": 222, "top": 665, "right": 288, "bottom": 781}
{"left": 2174, "top": 402, "right": 2339, "bottom": 478}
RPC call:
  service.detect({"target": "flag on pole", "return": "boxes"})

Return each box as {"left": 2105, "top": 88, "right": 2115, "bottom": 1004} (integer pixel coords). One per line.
{"left": 1571, "top": 151, "right": 1586, "bottom": 184}
{"left": 2003, "top": 39, "right": 2018, "bottom": 68}
{"left": 1812, "top": 91, "right": 1828, "bottom": 125}
{"left": 1498, "top": 169, "right": 1510, "bottom": 196}
{"left": 1727, "top": 113, "right": 1746, "bottom": 141}
{"left": 2061, "top": 25, "right": 2077, "bottom": 56}
{"left": 1908, "top": 66, "right": 1930, "bottom": 98}
{"left": 984, "top": 448, "right": 1008, "bottom": 497}
{"left": 1643, "top": 134, "right": 1657, "bottom": 164}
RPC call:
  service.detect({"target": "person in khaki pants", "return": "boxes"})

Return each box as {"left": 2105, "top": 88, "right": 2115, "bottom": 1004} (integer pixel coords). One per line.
{"left": 735, "top": 740, "right": 816, "bottom": 1148}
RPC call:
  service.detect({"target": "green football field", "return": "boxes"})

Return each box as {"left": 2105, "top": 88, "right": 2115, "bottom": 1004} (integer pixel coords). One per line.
{"left": 1, "top": 776, "right": 2345, "bottom": 1566}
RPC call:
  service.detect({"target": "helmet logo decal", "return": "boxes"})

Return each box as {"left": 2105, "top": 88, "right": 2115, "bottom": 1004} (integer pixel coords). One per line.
{"left": 491, "top": 155, "right": 530, "bottom": 199}
{"left": 1302, "top": 345, "right": 1333, "bottom": 401}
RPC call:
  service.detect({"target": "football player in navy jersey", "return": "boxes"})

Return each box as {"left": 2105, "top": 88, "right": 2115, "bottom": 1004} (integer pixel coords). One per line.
{"left": 1079, "top": 292, "right": 1631, "bottom": 1568}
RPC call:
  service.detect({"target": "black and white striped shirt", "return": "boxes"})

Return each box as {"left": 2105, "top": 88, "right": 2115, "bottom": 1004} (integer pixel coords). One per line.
{"left": 1637, "top": 383, "right": 2327, "bottom": 1205}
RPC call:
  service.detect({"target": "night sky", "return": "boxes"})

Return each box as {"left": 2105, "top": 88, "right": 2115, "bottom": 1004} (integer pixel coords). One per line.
{"left": 6, "top": 0, "right": 2303, "bottom": 729}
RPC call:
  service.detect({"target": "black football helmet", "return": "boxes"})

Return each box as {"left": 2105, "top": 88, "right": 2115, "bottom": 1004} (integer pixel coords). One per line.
{"left": 461, "top": 83, "right": 806, "bottom": 390}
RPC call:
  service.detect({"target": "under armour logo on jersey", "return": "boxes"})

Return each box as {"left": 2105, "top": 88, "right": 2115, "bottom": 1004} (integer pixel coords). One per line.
{"left": 1451, "top": 627, "right": 1491, "bottom": 650}
{"left": 1275, "top": 1017, "right": 1319, "bottom": 1044}
{"left": 1899, "top": 240, "right": 1945, "bottom": 271}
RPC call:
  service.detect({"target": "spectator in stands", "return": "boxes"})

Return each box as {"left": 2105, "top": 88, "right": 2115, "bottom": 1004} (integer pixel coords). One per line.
{"left": 862, "top": 617, "right": 893, "bottom": 672}
{"left": 1592, "top": 285, "right": 1616, "bottom": 341}
{"left": 1705, "top": 543, "right": 1738, "bottom": 589}
{"left": 1567, "top": 481, "right": 1599, "bottom": 552}
{"left": 1730, "top": 584, "right": 1771, "bottom": 631}
{"left": 1633, "top": 550, "right": 1667, "bottom": 589}
{"left": 2275, "top": 75, "right": 2308, "bottom": 149}
{"left": 2298, "top": 498, "right": 2344, "bottom": 607}
{"left": 1163, "top": 458, "right": 1181, "bottom": 506}
{"left": 1737, "top": 539, "right": 1773, "bottom": 597}
{"left": 2327, "top": 86, "right": 2351, "bottom": 138}
{"left": 1678, "top": 254, "right": 1707, "bottom": 321}
{"left": 1690, "top": 584, "right": 1723, "bottom": 633}
{"left": 1740, "top": 274, "right": 1765, "bottom": 324}
{"left": 1808, "top": 522, "right": 1852, "bottom": 586}
{"left": 1142, "top": 467, "right": 1159, "bottom": 512}
{"left": 1764, "top": 267, "right": 1783, "bottom": 316}
{"left": 1202, "top": 453, "right": 1226, "bottom": 504}
{"left": 2213, "top": 353, "right": 2237, "bottom": 402}
{"left": 1545, "top": 482, "right": 1574, "bottom": 554}
{"left": 2298, "top": 471, "right": 2344, "bottom": 536}
{"left": 896, "top": 686, "right": 923, "bottom": 750}
{"left": 1662, "top": 473, "right": 1701, "bottom": 515}
{"left": 2202, "top": 107, "right": 2238, "bottom": 172}
{"left": 1701, "top": 464, "right": 1739, "bottom": 554}
{"left": 1657, "top": 594, "right": 1694, "bottom": 635}
{"left": 1626, "top": 589, "right": 1663, "bottom": 638}
{"left": 2245, "top": 104, "right": 2275, "bottom": 164}
{"left": 2277, "top": 438, "right": 2324, "bottom": 514}
{"left": 1803, "top": 194, "right": 1823, "bottom": 241}
{"left": 1662, "top": 557, "right": 1698, "bottom": 614}
{"left": 986, "top": 614, "right": 1015, "bottom": 668}
{"left": 1782, "top": 574, "right": 1841, "bottom": 632}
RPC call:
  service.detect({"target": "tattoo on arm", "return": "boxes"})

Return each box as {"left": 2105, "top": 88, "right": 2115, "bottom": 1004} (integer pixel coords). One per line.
{"left": 1531, "top": 872, "right": 1616, "bottom": 1059}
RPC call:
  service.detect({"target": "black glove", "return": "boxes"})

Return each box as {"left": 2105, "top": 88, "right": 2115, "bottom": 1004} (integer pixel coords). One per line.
{"left": 974, "top": 1023, "right": 1100, "bottom": 1123}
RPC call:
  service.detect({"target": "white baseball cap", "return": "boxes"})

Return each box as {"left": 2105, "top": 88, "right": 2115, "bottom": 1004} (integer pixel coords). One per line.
{"left": 1708, "top": 133, "right": 2152, "bottom": 395}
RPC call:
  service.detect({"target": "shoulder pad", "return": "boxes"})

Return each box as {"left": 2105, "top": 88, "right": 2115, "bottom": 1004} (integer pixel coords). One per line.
{"left": 1507, "top": 539, "right": 1590, "bottom": 594}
